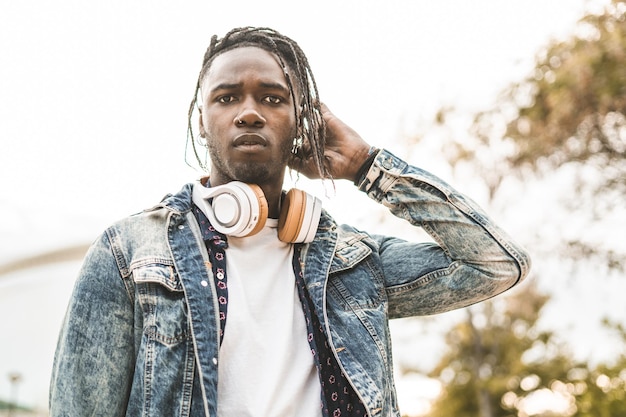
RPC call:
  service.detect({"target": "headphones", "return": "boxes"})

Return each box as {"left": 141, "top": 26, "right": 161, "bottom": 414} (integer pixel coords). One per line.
{"left": 192, "top": 180, "right": 322, "bottom": 243}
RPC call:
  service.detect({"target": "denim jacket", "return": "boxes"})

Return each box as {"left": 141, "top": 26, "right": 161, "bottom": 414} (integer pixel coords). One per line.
{"left": 49, "top": 149, "right": 530, "bottom": 417}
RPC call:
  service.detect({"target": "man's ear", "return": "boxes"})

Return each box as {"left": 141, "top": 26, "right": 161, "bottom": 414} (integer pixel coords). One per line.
{"left": 198, "top": 110, "right": 206, "bottom": 138}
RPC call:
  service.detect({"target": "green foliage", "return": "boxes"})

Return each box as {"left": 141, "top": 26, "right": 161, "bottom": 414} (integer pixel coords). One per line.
{"left": 415, "top": 3, "right": 626, "bottom": 416}
{"left": 470, "top": 0, "right": 626, "bottom": 191}
{"left": 0, "top": 399, "right": 34, "bottom": 412}
{"left": 426, "top": 287, "right": 626, "bottom": 417}
{"left": 428, "top": 285, "right": 573, "bottom": 417}
{"left": 573, "top": 320, "right": 626, "bottom": 417}
{"left": 435, "top": 0, "right": 626, "bottom": 272}
{"left": 511, "top": 0, "right": 625, "bottom": 163}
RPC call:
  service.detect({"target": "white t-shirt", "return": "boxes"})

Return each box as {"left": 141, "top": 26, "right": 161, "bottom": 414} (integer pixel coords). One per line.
{"left": 217, "top": 219, "right": 322, "bottom": 417}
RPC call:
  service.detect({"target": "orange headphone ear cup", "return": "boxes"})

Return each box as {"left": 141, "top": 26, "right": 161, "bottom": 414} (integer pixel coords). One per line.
{"left": 247, "top": 184, "right": 269, "bottom": 236}
{"left": 278, "top": 189, "right": 306, "bottom": 243}
{"left": 278, "top": 189, "right": 322, "bottom": 243}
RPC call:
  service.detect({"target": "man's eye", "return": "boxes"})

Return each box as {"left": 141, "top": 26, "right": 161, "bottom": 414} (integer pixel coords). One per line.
{"left": 218, "top": 96, "right": 236, "bottom": 103}
{"left": 264, "top": 96, "right": 282, "bottom": 104}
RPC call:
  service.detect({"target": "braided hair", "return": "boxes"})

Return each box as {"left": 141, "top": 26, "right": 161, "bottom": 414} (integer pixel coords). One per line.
{"left": 187, "top": 27, "right": 329, "bottom": 179}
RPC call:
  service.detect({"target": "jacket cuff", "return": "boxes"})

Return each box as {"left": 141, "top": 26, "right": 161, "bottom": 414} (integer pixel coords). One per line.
{"left": 355, "top": 149, "right": 408, "bottom": 198}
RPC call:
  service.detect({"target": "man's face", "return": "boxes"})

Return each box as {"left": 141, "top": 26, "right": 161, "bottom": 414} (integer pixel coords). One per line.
{"left": 199, "top": 46, "right": 297, "bottom": 187}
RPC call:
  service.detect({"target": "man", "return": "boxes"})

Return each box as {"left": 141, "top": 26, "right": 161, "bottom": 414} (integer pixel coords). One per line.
{"left": 50, "top": 27, "right": 530, "bottom": 417}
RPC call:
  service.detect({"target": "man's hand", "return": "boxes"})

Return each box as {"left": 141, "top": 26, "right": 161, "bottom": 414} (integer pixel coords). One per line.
{"left": 289, "top": 103, "right": 372, "bottom": 182}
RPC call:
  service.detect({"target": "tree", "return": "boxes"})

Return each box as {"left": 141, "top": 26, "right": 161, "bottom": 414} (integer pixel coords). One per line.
{"left": 438, "top": 0, "right": 626, "bottom": 268}
{"left": 573, "top": 319, "right": 626, "bottom": 417}
{"left": 413, "top": 3, "right": 626, "bottom": 415}
{"left": 470, "top": 0, "right": 626, "bottom": 192}
{"left": 426, "top": 285, "right": 582, "bottom": 417}
{"left": 425, "top": 287, "right": 626, "bottom": 417}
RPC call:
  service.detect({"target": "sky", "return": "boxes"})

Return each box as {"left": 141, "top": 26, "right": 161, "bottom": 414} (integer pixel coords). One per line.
{"left": 0, "top": 0, "right": 615, "bottom": 414}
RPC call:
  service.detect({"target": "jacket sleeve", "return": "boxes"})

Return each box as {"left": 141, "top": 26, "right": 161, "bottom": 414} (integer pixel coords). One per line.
{"left": 49, "top": 231, "right": 135, "bottom": 416}
{"left": 356, "top": 149, "right": 531, "bottom": 318}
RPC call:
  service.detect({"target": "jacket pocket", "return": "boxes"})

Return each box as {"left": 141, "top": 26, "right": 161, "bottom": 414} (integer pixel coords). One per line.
{"left": 328, "top": 236, "right": 385, "bottom": 311}
{"left": 131, "top": 259, "right": 190, "bottom": 346}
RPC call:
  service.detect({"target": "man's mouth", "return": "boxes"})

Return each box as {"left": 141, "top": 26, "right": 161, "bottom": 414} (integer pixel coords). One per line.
{"left": 233, "top": 133, "right": 268, "bottom": 149}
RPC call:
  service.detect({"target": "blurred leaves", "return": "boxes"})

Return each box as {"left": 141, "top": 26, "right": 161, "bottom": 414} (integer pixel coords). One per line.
{"left": 426, "top": 286, "right": 626, "bottom": 417}
{"left": 434, "top": 0, "right": 626, "bottom": 268}
{"left": 468, "top": 0, "right": 626, "bottom": 194}
{"left": 406, "top": 2, "right": 626, "bottom": 416}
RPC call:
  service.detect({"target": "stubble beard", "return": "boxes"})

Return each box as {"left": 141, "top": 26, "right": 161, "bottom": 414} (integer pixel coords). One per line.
{"left": 206, "top": 139, "right": 292, "bottom": 185}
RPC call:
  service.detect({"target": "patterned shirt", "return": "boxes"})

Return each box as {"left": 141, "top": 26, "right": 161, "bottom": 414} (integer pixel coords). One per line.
{"left": 192, "top": 205, "right": 366, "bottom": 417}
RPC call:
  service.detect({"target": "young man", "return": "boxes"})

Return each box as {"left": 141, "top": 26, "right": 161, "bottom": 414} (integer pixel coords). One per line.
{"left": 49, "top": 27, "right": 530, "bottom": 417}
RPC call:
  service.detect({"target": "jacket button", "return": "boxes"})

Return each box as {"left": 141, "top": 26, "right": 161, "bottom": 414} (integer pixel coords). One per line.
{"left": 212, "top": 357, "right": 218, "bottom": 365}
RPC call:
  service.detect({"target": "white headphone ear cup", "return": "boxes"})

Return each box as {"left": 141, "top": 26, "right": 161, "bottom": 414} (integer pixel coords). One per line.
{"left": 278, "top": 189, "right": 321, "bottom": 243}
{"left": 244, "top": 184, "right": 269, "bottom": 236}
{"left": 192, "top": 181, "right": 267, "bottom": 237}
{"left": 299, "top": 192, "right": 322, "bottom": 243}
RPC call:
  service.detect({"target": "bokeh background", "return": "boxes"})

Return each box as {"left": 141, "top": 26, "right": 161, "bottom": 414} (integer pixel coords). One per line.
{"left": 2, "top": 0, "right": 625, "bottom": 415}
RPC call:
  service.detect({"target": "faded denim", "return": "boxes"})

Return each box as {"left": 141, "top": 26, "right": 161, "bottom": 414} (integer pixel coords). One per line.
{"left": 49, "top": 149, "right": 530, "bottom": 417}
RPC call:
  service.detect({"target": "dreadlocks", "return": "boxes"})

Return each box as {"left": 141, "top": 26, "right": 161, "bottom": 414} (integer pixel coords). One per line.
{"left": 187, "top": 27, "right": 329, "bottom": 180}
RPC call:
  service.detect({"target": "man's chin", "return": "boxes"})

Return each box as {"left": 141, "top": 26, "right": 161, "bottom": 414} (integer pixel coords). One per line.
{"left": 230, "top": 164, "right": 273, "bottom": 184}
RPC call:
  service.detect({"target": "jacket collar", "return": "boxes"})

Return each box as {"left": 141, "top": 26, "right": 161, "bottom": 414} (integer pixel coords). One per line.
{"left": 143, "top": 183, "right": 195, "bottom": 215}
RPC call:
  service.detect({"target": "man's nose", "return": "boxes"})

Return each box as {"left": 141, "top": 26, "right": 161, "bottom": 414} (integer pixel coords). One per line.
{"left": 234, "top": 100, "right": 266, "bottom": 127}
